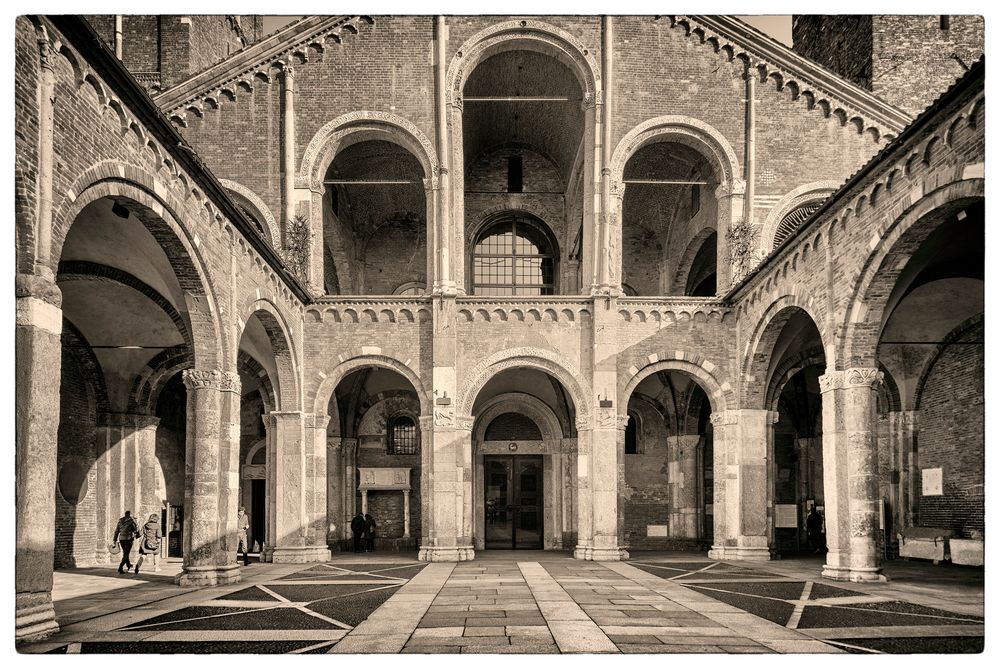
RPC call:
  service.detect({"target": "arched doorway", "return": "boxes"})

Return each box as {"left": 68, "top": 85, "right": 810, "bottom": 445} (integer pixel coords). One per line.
{"left": 470, "top": 373, "right": 577, "bottom": 550}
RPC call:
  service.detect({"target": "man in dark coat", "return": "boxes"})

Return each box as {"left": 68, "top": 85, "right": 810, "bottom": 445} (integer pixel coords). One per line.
{"left": 364, "top": 513, "right": 377, "bottom": 553}
{"left": 113, "top": 510, "right": 139, "bottom": 574}
{"left": 350, "top": 512, "right": 367, "bottom": 553}
{"left": 806, "top": 507, "right": 824, "bottom": 553}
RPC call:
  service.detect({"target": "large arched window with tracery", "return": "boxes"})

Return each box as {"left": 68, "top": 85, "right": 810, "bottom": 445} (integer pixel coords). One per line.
{"left": 471, "top": 214, "right": 557, "bottom": 295}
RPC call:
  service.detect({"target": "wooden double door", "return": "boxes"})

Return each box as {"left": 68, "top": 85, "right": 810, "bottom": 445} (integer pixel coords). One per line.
{"left": 484, "top": 455, "right": 543, "bottom": 549}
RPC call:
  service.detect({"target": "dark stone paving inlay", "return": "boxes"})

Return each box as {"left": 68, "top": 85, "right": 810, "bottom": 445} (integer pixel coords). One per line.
{"left": 834, "top": 637, "right": 985, "bottom": 654}
{"left": 686, "top": 584, "right": 795, "bottom": 626}
{"left": 214, "top": 586, "right": 280, "bottom": 601}
{"left": 797, "top": 600, "right": 984, "bottom": 629}
{"left": 76, "top": 641, "right": 321, "bottom": 653}
{"left": 307, "top": 585, "right": 402, "bottom": 627}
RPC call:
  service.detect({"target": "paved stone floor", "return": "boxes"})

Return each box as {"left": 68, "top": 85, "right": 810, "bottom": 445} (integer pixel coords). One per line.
{"left": 22, "top": 552, "right": 984, "bottom": 654}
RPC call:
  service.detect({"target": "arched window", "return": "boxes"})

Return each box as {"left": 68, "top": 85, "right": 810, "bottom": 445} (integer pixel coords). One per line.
{"left": 393, "top": 282, "right": 426, "bottom": 296}
{"left": 774, "top": 203, "right": 822, "bottom": 248}
{"left": 625, "top": 412, "right": 640, "bottom": 455}
{"left": 472, "top": 214, "right": 557, "bottom": 295}
{"left": 388, "top": 414, "right": 418, "bottom": 455}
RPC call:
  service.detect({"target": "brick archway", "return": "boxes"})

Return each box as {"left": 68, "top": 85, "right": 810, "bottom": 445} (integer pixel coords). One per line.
{"left": 841, "top": 180, "right": 983, "bottom": 367}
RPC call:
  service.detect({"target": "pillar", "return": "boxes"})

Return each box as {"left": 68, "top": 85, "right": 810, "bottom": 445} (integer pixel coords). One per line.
{"left": 96, "top": 413, "right": 163, "bottom": 566}
{"left": 178, "top": 369, "right": 241, "bottom": 587}
{"left": 888, "top": 410, "right": 918, "bottom": 541}
{"left": 418, "top": 411, "right": 475, "bottom": 562}
{"left": 306, "top": 414, "right": 329, "bottom": 551}
{"left": 708, "top": 409, "right": 774, "bottom": 561}
{"left": 576, "top": 412, "right": 628, "bottom": 561}
{"left": 15, "top": 274, "right": 62, "bottom": 642}
{"left": 819, "top": 368, "right": 886, "bottom": 582}
{"left": 281, "top": 62, "right": 296, "bottom": 242}
{"left": 266, "top": 411, "right": 330, "bottom": 563}
{"left": 216, "top": 373, "right": 241, "bottom": 574}
{"left": 326, "top": 434, "right": 342, "bottom": 546}
{"left": 714, "top": 179, "right": 747, "bottom": 292}
{"left": 403, "top": 490, "right": 411, "bottom": 538}
{"left": 670, "top": 435, "right": 701, "bottom": 539}
{"left": 342, "top": 438, "right": 358, "bottom": 542}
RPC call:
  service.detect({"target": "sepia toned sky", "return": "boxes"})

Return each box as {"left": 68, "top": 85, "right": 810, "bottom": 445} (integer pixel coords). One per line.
{"left": 262, "top": 15, "right": 793, "bottom": 46}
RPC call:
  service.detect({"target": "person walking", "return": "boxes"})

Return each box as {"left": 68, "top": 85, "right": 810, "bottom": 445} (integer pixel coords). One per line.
{"left": 112, "top": 510, "right": 139, "bottom": 574}
{"left": 806, "top": 506, "right": 824, "bottom": 553}
{"left": 364, "top": 513, "right": 377, "bottom": 553}
{"left": 237, "top": 506, "right": 250, "bottom": 566}
{"left": 350, "top": 512, "right": 366, "bottom": 553}
{"left": 135, "top": 513, "right": 162, "bottom": 574}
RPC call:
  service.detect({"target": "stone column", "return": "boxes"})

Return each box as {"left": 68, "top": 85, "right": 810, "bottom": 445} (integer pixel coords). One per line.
{"left": 418, "top": 411, "right": 474, "bottom": 561}
{"left": 670, "top": 435, "right": 702, "bottom": 540}
{"left": 342, "top": 438, "right": 358, "bottom": 541}
{"left": 820, "top": 368, "right": 886, "bottom": 582}
{"left": 573, "top": 422, "right": 594, "bottom": 558}
{"left": 95, "top": 413, "right": 163, "bottom": 566}
{"left": 15, "top": 274, "right": 62, "bottom": 642}
{"left": 267, "top": 411, "right": 330, "bottom": 563}
{"left": 178, "top": 369, "right": 241, "bottom": 587}
{"left": 216, "top": 373, "right": 241, "bottom": 578}
{"left": 326, "top": 434, "right": 342, "bottom": 546}
{"left": 306, "top": 414, "right": 329, "bottom": 549}
{"left": 888, "top": 410, "right": 918, "bottom": 538}
{"left": 714, "top": 179, "right": 747, "bottom": 292}
{"left": 448, "top": 100, "right": 465, "bottom": 294}
{"left": 403, "top": 490, "right": 411, "bottom": 538}
{"left": 708, "top": 409, "right": 774, "bottom": 561}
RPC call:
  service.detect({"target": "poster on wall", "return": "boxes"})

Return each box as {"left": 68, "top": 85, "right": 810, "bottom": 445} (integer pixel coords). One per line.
{"left": 922, "top": 467, "right": 943, "bottom": 496}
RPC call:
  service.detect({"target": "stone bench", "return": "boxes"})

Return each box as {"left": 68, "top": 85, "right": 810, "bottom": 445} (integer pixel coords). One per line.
{"left": 949, "top": 538, "right": 984, "bottom": 566}
{"left": 897, "top": 527, "right": 954, "bottom": 564}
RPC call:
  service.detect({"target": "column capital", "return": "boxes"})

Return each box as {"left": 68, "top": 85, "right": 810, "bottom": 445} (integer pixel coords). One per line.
{"left": 182, "top": 369, "right": 240, "bottom": 394}
{"left": 305, "top": 413, "right": 330, "bottom": 430}
{"left": 15, "top": 273, "right": 61, "bottom": 307}
{"left": 715, "top": 178, "right": 746, "bottom": 199}
{"left": 709, "top": 410, "right": 738, "bottom": 426}
{"left": 819, "top": 368, "right": 883, "bottom": 393}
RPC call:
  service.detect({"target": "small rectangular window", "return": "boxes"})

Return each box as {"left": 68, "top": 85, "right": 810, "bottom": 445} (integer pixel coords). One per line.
{"left": 507, "top": 156, "right": 523, "bottom": 193}
{"left": 940, "top": 15, "right": 950, "bottom": 30}
{"left": 691, "top": 183, "right": 701, "bottom": 215}
{"left": 331, "top": 188, "right": 339, "bottom": 216}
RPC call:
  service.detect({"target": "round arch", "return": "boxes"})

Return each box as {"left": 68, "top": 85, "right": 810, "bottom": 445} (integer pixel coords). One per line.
{"left": 447, "top": 20, "right": 600, "bottom": 104}
{"left": 237, "top": 298, "right": 301, "bottom": 411}
{"left": 609, "top": 115, "right": 742, "bottom": 191}
{"left": 311, "top": 354, "right": 430, "bottom": 420}
{"left": 52, "top": 178, "right": 224, "bottom": 369}
{"left": 742, "top": 296, "right": 828, "bottom": 409}
{"left": 619, "top": 355, "right": 736, "bottom": 423}
{"left": 841, "top": 180, "right": 983, "bottom": 367}
{"left": 760, "top": 181, "right": 840, "bottom": 252}
{"left": 297, "top": 111, "right": 439, "bottom": 192}
{"left": 458, "top": 347, "right": 592, "bottom": 425}
{"left": 764, "top": 346, "right": 826, "bottom": 413}
{"left": 219, "top": 179, "right": 282, "bottom": 249}
{"left": 672, "top": 227, "right": 717, "bottom": 295}
{"left": 472, "top": 392, "right": 564, "bottom": 444}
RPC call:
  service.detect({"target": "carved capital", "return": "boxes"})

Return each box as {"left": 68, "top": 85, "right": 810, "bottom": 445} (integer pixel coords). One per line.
{"left": 455, "top": 414, "right": 475, "bottom": 431}
{"left": 38, "top": 35, "right": 54, "bottom": 72}
{"left": 710, "top": 410, "right": 738, "bottom": 426}
{"left": 715, "top": 178, "right": 746, "bottom": 199}
{"left": 182, "top": 369, "right": 240, "bottom": 393}
{"left": 845, "top": 367, "right": 883, "bottom": 389}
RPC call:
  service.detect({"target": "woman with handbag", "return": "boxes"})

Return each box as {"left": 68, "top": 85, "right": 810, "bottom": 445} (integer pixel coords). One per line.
{"left": 134, "top": 513, "right": 162, "bottom": 574}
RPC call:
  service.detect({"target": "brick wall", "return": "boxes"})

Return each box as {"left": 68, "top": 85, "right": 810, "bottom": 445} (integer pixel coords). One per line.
{"left": 915, "top": 319, "right": 984, "bottom": 537}
{"left": 792, "top": 17, "right": 873, "bottom": 90}
{"left": 55, "top": 344, "right": 98, "bottom": 568}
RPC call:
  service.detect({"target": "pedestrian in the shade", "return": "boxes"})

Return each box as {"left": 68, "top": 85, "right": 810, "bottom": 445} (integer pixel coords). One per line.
{"left": 365, "top": 513, "right": 377, "bottom": 553}
{"left": 806, "top": 506, "right": 824, "bottom": 553}
{"left": 112, "top": 510, "right": 140, "bottom": 574}
{"left": 135, "top": 513, "right": 162, "bottom": 574}
{"left": 350, "top": 512, "right": 366, "bottom": 553}
{"left": 237, "top": 505, "right": 250, "bottom": 566}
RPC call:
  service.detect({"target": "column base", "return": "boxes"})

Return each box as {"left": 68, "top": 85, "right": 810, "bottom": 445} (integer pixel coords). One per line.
{"left": 822, "top": 564, "right": 888, "bottom": 583}
{"left": 708, "top": 545, "right": 772, "bottom": 561}
{"left": 573, "top": 545, "right": 629, "bottom": 561}
{"left": 176, "top": 563, "right": 242, "bottom": 587}
{"left": 15, "top": 595, "right": 59, "bottom": 643}
{"left": 418, "top": 545, "right": 475, "bottom": 562}
{"left": 268, "top": 545, "right": 332, "bottom": 563}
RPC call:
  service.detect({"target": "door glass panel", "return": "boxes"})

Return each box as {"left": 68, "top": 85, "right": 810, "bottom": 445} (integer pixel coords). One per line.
{"left": 485, "top": 457, "right": 512, "bottom": 548}
{"left": 515, "top": 458, "right": 543, "bottom": 548}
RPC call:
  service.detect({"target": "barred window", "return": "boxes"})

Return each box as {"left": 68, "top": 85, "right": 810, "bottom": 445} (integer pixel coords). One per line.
{"left": 389, "top": 415, "right": 418, "bottom": 455}
{"left": 472, "top": 215, "right": 556, "bottom": 296}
